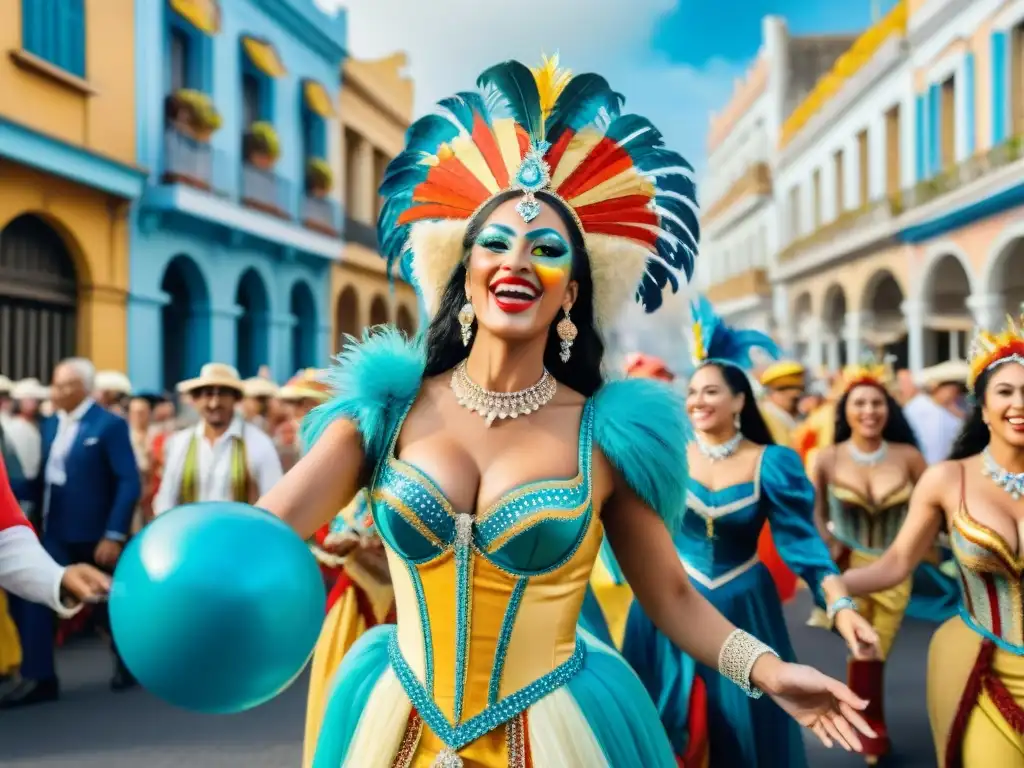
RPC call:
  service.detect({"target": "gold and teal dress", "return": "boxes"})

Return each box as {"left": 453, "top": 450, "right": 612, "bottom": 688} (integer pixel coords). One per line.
{"left": 304, "top": 330, "right": 691, "bottom": 767}
{"left": 928, "top": 464, "right": 1024, "bottom": 767}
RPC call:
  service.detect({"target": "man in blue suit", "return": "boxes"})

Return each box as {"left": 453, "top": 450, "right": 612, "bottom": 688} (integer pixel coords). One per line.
{"left": 1, "top": 358, "right": 140, "bottom": 707}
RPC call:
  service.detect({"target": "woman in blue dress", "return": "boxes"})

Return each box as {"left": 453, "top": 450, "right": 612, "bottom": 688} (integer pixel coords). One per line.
{"left": 624, "top": 296, "right": 880, "bottom": 767}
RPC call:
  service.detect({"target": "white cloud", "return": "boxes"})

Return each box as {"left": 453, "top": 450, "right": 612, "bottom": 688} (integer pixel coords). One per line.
{"left": 319, "top": 0, "right": 744, "bottom": 178}
{"left": 316, "top": 0, "right": 744, "bottom": 359}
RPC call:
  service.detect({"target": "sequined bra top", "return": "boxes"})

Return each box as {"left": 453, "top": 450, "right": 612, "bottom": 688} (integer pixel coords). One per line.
{"left": 369, "top": 399, "right": 604, "bottom": 749}
{"left": 827, "top": 483, "right": 912, "bottom": 555}
{"left": 949, "top": 464, "right": 1024, "bottom": 652}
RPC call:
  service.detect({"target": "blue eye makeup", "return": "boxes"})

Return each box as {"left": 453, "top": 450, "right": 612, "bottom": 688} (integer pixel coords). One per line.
{"left": 475, "top": 223, "right": 516, "bottom": 252}
{"left": 526, "top": 228, "right": 571, "bottom": 259}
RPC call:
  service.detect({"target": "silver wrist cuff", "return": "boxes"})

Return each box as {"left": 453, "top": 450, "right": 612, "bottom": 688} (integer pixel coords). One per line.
{"left": 718, "top": 628, "right": 779, "bottom": 699}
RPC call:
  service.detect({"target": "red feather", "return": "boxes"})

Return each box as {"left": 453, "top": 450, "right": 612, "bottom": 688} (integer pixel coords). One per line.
{"left": 544, "top": 131, "right": 574, "bottom": 174}
{"left": 557, "top": 137, "right": 630, "bottom": 199}
{"left": 410, "top": 181, "right": 484, "bottom": 212}
{"left": 397, "top": 202, "right": 477, "bottom": 225}
{"left": 422, "top": 159, "right": 492, "bottom": 203}
{"left": 578, "top": 206, "right": 659, "bottom": 227}
{"left": 583, "top": 221, "right": 659, "bottom": 247}
{"left": 471, "top": 115, "right": 510, "bottom": 189}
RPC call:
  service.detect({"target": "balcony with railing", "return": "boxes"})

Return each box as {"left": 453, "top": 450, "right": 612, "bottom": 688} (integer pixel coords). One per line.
{"left": 344, "top": 216, "right": 378, "bottom": 250}
{"left": 163, "top": 127, "right": 224, "bottom": 193}
{"left": 778, "top": 196, "right": 897, "bottom": 264}
{"left": 899, "top": 137, "right": 1024, "bottom": 212}
{"left": 702, "top": 162, "right": 772, "bottom": 227}
{"left": 240, "top": 163, "right": 293, "bottom": 219}
{"left": 705, "top": 268, "right": 772, "bottom": 305}
{"left": 302, "top": 195, "right": 340, "bottom": 235}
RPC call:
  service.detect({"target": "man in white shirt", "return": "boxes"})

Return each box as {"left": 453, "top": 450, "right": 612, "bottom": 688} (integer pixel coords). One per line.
{"left": 904, "top": 360, "right": 969, "bottom": 465}
{"left": 153, "top": 364, "right": 283, "bottom": 516}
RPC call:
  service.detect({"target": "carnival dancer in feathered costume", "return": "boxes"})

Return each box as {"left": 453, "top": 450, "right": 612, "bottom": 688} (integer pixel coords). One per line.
{"left": 807, "top": 356, "right": 928, "bottom": 762}
{"left": 623, "top": 296, "right": 879, "bottom": 768}
{"left": 192, "top": 55, "right": 878, "bottom": 766}
{"left": 839, "top": 314, "right": 1024, "bottom": 767}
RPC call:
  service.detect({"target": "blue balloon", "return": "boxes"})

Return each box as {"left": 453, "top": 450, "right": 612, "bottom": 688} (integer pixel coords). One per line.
{"left": 110, "top": 502, "right": 325, "bottom": 714}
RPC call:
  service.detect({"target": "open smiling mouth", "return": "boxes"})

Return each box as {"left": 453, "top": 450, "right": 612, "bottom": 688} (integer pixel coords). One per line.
{"left": 490, "top": 277, "right": 541, "bottom": 314}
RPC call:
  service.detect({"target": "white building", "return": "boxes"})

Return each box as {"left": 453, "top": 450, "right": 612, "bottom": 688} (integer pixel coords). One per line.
{"left": 695, "top": 17, "right": 856, "bottom": 335}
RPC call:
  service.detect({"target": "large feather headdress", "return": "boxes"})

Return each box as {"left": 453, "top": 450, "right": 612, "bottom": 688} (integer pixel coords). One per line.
{"left": 968, "top": 313, "right": 1024, "bottom": 392}
{"left": 379, "top": 55, "right": 699, "bottom": 328}
{"left": 689, "top": 295, "right": 780, "bottom": 372}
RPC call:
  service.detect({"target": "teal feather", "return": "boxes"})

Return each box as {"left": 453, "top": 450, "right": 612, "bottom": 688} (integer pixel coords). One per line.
{"left": 301, "top": 328, "right": 425, "bottom": 465}
{"left": 437, "top": 92, "right": 491, "bottom": 133}
{"left": 545, "top": 73, "right": 623, "bottom": 144}
{"left": 476, "top": 60, "right": 543, "bottom": 139}
{"left": 690, "top": 295, "right": 779, "bottom": 372}
{"left": 593, "top": 378, "right": 689, "bottom": 531}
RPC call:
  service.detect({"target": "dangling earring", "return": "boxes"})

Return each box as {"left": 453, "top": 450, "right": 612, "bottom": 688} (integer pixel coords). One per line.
{"left": 459, "top": 296, "right": 475, "bottom": 347}
{"left": 733, "top": 412, "right": 741, "bottom": 430}
{"left": 557, "top": 308, "right": 578, "bottom": 363}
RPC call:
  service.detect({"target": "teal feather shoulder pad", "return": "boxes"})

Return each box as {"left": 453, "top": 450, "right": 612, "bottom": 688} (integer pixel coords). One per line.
{"left": 301, "top": 328, "right": 425, "bottom": 463}
{"left": 592, "top": 378, "right": 689, "bottom": 530}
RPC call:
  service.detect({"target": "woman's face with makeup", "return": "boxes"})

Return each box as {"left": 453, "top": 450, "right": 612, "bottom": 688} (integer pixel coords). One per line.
{"left": 466, "top": 197, "right": 578, "bottom": 341}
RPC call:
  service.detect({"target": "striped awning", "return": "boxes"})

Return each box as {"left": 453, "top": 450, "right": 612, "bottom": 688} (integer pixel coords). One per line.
{"left": 168, "top": 0, "right": 220, "bottom": 35}
{"left": 303, "top": 79, "right": 336, "bottom": 118}
{"left": 242, "top": 36, "right": 286, "bottom": 78}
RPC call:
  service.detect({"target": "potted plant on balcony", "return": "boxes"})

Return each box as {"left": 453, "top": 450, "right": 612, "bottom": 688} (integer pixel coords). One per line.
{"left": 306, "top": 157, "right": 332, "bottom": 198}
{"left": 243, "top": 121, "right": 280, "bottom": 170}
{"left": 165, "top": 89, "right": 222, "bottom": 143}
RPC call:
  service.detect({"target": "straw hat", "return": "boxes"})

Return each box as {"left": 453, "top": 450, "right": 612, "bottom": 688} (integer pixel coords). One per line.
{"left": 177, "top": 363, "right": 245, "bottom": 396}
{"left": 96, "top": 370, "right": 133, "bottom": 396}
{"left": 919, "top": 360, "right": 969, "bottom": 388}
{"left": 11, "top": 378, "right": 48, "bottom": 400}
{"left": 243, "top": 377, "right": 279, "bottom": 398}
{"left": 759, "top": 361, "right": 807, "bottom": 390}
{"left": 278, "top": 369, "right": 332, "bottom": 402}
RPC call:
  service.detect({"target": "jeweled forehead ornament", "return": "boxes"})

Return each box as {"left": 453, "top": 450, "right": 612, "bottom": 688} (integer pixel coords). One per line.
{"left": 968, "top": 313, "right": 1024, "bottom": 393}
{"left": 511, "top": 140, "right": 552, "bottom": 223}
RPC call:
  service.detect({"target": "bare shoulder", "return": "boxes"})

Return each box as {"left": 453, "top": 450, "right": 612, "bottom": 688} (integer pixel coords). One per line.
{"left": 917, "top": 460, "right": 962, "bottom": 502}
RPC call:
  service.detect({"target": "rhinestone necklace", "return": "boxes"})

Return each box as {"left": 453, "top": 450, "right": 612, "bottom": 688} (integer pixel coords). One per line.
{"left": 982, "top": 447, "right": 1024, "bottom": 500}
{"left": 695, "top": 432, "right": 743, "bottom": 462}
{"left": 450, "top": 360, "right": 557, "bottom": 427}
{"left": 848, "top": 441, "right": 889, "bottom": 467}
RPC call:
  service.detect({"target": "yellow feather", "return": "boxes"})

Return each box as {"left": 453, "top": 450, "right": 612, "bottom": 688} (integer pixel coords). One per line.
{"left": 549, "top": 129, "right": 604, "bottom": 187}
{"left": 492, "top": 118, "right": 524, "bottom": 181}
{"left": 448, "top": 134, "right": 501, "bottom": 193}
{"left": 692, "top": 323, "right": 706, "bottom": 362}
{"left": 531, "top": 53, "right": 572, "bottom": 122}
{"left": 568, "top": 168, "right": 654, "bottom": 208}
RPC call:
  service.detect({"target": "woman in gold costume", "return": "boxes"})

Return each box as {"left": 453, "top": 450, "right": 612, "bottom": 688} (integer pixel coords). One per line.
{"left": 253, "top": 57, "right": 876, "bottom": 766}
{"left": 811, "top": 358, "right": 926, "bottom": 762}
{"left": 841, "top": 316, "right": 1024, "bottom": 767}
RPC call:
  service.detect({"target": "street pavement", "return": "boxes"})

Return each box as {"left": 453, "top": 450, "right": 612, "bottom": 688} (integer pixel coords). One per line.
{"left": 1, "top": 589, "right": 937, "bottom": 767}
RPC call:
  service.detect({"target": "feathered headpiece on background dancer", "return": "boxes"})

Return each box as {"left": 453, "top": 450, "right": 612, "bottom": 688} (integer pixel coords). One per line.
{"left": 378, "top": 54, "right": 699, "bottom": 328}
{"left": 689, "top": 295, "right": 780, "bottom": 372}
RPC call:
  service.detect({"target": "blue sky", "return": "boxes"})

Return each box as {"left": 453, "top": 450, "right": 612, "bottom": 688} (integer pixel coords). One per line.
{"left": 321, "top": 0, "right": 901, "bottom": 178}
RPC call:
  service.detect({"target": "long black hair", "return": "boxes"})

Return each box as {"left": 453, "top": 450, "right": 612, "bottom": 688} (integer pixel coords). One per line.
{"left": 422, "top": 189, "right": 605, "bottom": 396}
{"left": 695, "top": 362, "right": 776, "bottom": 446}
{"left": 834, "top": 383, "right": 920, "bottom": 449}
{"left": 949, "top": 368, "right": 991, "bottom": 460}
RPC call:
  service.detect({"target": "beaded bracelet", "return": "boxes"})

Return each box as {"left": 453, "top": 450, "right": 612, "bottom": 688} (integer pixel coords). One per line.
{"left": 718, "top": 628, "right": 779, "bottom": 699}
{"left": 827, "top": 596, "right": 858, "bottom": 622}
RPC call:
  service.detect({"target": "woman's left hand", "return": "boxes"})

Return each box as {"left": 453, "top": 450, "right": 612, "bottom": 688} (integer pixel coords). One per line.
{"left": 757, "top": 658, "right": 877, "bottom": 751}
{"left": 833, "top": 608, "right": 880, "bottom": 660}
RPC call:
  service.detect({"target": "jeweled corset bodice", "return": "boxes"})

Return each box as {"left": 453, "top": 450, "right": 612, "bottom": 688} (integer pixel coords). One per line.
{"left": 369, "top": 400, "right": 602, "bottom": 747}
{"left": 951, "top": 507, "right": 1024, "bottom": 651}
{"left": 827, "top": 484, "right": 911, "bottom": 555}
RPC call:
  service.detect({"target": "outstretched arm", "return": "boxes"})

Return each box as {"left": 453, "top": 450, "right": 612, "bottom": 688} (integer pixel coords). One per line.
{"left": 258, "top": 418, "right": 367, "bottom": 539}
{"left": 842, "top": 461, "right": 949, "bottom": 596}
{"left": 603, "top": 475, "right": 875, "bottom": 751}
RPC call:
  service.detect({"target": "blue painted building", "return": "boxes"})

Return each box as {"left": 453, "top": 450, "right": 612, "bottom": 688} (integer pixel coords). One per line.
{"left": 129, "top": 0, "right": 347, "bottom": 392}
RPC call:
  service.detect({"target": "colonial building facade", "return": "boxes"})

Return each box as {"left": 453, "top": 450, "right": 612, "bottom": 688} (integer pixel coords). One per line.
{"left": 128, "top": 0, "right": 347, "bottom": 392}
{"left": 697, "top": 0, "right": 1024, "bottom": 376}
{"left": 0, "top": 0, "right": 147, "bottom": 381}
{"left": 769, "top": 0, "right": 1024, "bottom": 374}
{"left": 695, "top": 16, "right": 858, "bottom": 333}
{"left": 334, "top": 54, "right": 419, "bottom": 347}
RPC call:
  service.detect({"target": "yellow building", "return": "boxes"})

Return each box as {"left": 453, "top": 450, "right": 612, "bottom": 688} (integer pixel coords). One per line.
{"left": 334, "top": 54, "right": 419, "bottom": 345}
{"left": 0, "top": 0, "right": 145, "bottom": 381}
